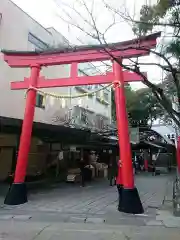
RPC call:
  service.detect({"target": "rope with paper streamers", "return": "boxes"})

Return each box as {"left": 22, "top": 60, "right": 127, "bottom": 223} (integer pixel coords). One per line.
{"left": 25, "top": 82, "right": 114, "bottom": 108}
{"left": 25, "top": 83, "right": 113, "bottom": 99}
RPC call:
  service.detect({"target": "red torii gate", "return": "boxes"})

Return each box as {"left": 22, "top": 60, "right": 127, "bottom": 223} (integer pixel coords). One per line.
{"left": 2, "top": 32, "right": 160, "bottom": 214}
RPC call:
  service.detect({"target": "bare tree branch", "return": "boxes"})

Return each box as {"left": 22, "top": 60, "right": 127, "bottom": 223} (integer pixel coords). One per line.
{"left": 103, "top": 0, "right": 180, "bottom": 31}
{"left": 53, "top": 0, "right": 180, "bottom": 127}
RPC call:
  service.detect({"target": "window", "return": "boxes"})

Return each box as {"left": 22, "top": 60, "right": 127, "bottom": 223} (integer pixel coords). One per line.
{"left": 36, "top": 94, "right": 45, "bottom": 109}
{"left": 96, "top": 90, "right": 109, "bottom": 105}
{"left": 77, "top": 69, "right": 99, "bottom": 93}
{"left": 28, "top": 33, "right": 48, "bottom": 50}
{"left": 76, "top": 84, "right": 94, "bottom": 93}
{"left": 94, "top": 85, "right": 99, "bottom": 89}
{"left": 80, "top": 109, "right": 87, "bottom": 124}
{"left": 103, "top": 92, "right": 109, "bottom": 102}
{"left": 81, "top": 85, "right": 93, "bottom": 91}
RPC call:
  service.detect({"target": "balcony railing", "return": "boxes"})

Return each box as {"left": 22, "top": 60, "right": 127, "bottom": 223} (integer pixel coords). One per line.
{"left": 51, "top": 105, "right": 111, "bottom": 132}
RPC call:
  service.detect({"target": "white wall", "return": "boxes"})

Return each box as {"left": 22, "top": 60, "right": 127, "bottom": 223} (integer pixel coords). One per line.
{"left": 0, "top": 0, "right": 111, "bottom": 125}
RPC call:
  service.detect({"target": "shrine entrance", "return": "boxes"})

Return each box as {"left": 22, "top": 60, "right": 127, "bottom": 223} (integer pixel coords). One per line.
{"left": 2, "top": 32, "right": 160, "bottom": 214}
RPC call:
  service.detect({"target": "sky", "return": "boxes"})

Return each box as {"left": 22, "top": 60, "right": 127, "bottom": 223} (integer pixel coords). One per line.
{"left": 11, "top": 0, "right": 161, "bottom": 90}
{"left": 11, "top": 0, "right": 157, "bottom": 43}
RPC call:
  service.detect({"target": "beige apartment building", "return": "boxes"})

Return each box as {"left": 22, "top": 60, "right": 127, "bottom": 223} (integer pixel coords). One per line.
{"left": 0, "top": 0, "right": 112, "bottom": 181}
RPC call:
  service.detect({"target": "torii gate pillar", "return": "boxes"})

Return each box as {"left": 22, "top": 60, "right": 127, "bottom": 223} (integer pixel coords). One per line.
{"left": 4, "top": 65, "right": 40, "bottom": 205}
{"left": 113, "top": 61, "right": 143, "bottom": 214}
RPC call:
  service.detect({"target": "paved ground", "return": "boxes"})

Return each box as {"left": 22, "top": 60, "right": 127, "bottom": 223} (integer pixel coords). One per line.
{"left": 0, "top": 221, "right": 180, "bottom": 240}
{"left": 0, "top": 174, "right": 171, "bottom": 216}
{"left": 0, "top": 173, "right": 180, "bottom": 239}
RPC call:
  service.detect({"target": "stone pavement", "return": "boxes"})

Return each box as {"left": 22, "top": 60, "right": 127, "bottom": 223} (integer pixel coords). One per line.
{"left": 0, "top": 173, "right": 180, "bottom": 239}
{"left": 0, "top": 220, "right": 180, "bottom": 239}
{"left": 0, "top": 174, "right": 177, "bottom": 225}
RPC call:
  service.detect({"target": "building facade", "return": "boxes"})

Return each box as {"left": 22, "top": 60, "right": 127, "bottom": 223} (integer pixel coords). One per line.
{"left": 0, "top": 0, "right": 111, "bottom": 127}
{"left": 0, "top": 0, "right": 112, "bottom": 182}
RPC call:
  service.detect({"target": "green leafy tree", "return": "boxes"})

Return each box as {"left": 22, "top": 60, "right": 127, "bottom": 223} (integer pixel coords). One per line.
{"left": 111, "top": 84, "right": 160, "bottom": 127}
{"left": 111, "top": 84, "right": 135, "bottom": 121}
{"left": 133, "top": 0, "right": 180, "bottom": 36}
{"left": 133, "top": 0, "right": 180, "bottom": 63}
{"left": 130, "top": 0, "right": 180, "bottom": 127}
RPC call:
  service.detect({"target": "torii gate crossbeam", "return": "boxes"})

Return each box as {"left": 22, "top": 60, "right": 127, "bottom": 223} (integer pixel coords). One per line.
{"left": 11, "top": 68, "right": 146, "bottom": 89}
{"left": 2, "top": 32, "right": 160, "bottom": 214}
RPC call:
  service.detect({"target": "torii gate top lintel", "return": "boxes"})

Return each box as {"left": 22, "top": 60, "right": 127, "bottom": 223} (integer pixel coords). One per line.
{"left": 2, "top": 32, "right": 161, "bottom": 67}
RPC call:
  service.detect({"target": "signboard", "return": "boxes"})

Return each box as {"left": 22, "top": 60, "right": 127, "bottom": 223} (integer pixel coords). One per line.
{"left": 129, "top": 127, "right": 139, "bottom": 144}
